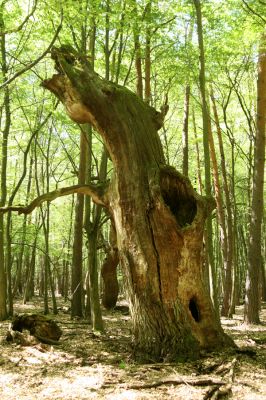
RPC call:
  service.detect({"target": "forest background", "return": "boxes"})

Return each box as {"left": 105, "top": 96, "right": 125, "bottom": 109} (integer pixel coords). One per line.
{"left": 0, "top": 0, "right": 265, "bottom": 338}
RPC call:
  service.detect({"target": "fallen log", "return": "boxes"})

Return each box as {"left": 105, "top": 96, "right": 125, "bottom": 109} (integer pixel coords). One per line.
{"left": 8, "top": 313, "right": 62, "bottom": 344}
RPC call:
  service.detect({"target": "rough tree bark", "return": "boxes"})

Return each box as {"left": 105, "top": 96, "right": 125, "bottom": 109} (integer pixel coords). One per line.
{"left": 5, "top": 45, "right": 234, "bottom": 360}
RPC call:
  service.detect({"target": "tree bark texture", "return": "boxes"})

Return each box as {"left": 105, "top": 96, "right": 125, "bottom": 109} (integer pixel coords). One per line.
{"left": 42, "top": 46, "right": 234, "bottom": 360}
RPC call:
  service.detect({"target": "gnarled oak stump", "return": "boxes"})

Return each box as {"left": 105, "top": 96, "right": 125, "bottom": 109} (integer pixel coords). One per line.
{"left": 42, "top": 45, "right": 234, "bottom": 360}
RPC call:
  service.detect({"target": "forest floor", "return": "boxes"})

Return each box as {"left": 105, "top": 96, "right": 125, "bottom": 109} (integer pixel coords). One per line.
{"left": 0, "top": 298, "right": 265, "bottom": 400}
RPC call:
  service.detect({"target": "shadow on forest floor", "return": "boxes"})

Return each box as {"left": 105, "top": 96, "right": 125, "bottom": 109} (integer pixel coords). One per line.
{"left": 0, "top": 298, "right": 265, "bottom": 400}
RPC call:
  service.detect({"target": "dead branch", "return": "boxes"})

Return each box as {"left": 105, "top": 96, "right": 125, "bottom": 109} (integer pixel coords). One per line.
{"left": 0, "top": 183, "right": 108, "bottom": 214}
{"left": 128, "top": 377, "right": 224, "bottom": 390}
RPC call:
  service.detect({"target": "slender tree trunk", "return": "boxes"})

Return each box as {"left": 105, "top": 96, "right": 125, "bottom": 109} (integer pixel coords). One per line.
{"left": 88, "top": 226, "right": 104, "bottom": 330}
{"left": 105, "top": 0, "right": 110, "bottom": 81}
{"left": 23, "top": 236, "right": 37, "bottom": 303}
{"left": 210, "top": 88, "right": 235, "bottom": 317}
{"left": 13, "top": 156, "right": 34, "bottom": 296}
{"left": 0, "top": 211, "right": 7, "bottom": 320}
{"left": 193, "top": 0, "right": 217, "bottom": 310}
{"left": 244, "top": 33, "right": 266, "bottom": 324}
{"left": 62, "top": 194, "right": 74, "bottom": 301}
{"left": 44, "top": 132, "right": 57, "bottom": 314}
{"left": 87, "top": 150, "right": 107, "bottom": 331}
{"left": 0, "top": 7, "right": 10, "bottom": 319}
{"left": 71, "top": 128, "right": 88, "bottom": 318}
{"left": 84, "top": 126, "right": 92, "bottom": 320}
{"left": 192, "top": 108, "right": 203, "bottom": 195}
{"left": 182, "top": 20, "right": 193, "bottom": 177}
{"left": 34, "top": 136, "right": 50, "bottom": 314}
{"left": 101, "top": 221, "right": 119, "bottom": 309}
{"left": 144, "top": 1, "right": 151, "bottom": 104}
{"left": 207, "top": 102, "right": 230, "bottom": 315}
{"left": 182, "top": 85, "right": 190, "bottom": 177}
{"left": 42, "top": 207, "right": 53, "bottom": 314}
{"left": 115, "top": 3, "right": 125, "bottom": 84}
{"left": 133, "top": 1, "right": 143, "bottom": 99}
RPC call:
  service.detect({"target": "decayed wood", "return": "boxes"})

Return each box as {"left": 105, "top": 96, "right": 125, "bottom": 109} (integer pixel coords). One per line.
{"left": 9, "top": 313, "right": 62, "bottom": 344}
{"left": 41, "top": 46, "right": 234, "bottom": 359}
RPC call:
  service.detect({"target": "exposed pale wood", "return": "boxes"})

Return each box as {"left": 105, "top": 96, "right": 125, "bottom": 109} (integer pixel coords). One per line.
{"left": 0, "top": 183, "right": 108, "bottom": 214}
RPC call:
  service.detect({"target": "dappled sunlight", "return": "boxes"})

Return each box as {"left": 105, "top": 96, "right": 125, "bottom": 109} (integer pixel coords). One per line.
{"left": 0, "top": 299, "right": 265, "bottom": 400}
{"left": 106, "top": 389, "right": 141, "bottom": 400}
{"left": 39, "top": 371, "right": 104, "bottom": 399}
{"left": 0, "top": 372, "right": 20, "bottom": 386}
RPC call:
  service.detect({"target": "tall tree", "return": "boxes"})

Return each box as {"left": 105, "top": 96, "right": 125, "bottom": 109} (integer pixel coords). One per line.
{"left": 244, "top": 32, "right": 266, "bottom": 323}
{"left": 133, "top": 0, "right": 143, "bottom": 99}
{"left": 0, "top": 4, "right": 10, "bottom": 320}
{"left": 210, "top": 87, "right": 234, "bottom": 317}
{"left": 193, "top": 0, "right": 217, "bottom": 309}
{"left": 182, "top": 18, "right": 194, "bottom": 177}
{"left": 71, "top": 128, "right": 88, "bottom": 318}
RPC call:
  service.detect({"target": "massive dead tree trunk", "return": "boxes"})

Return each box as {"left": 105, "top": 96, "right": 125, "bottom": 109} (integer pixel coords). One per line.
{"left": 38, "top": 46, "right": 234, "bottom": 359}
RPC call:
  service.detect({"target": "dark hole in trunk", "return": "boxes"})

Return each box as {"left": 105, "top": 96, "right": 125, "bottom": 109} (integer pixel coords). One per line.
{"left": 189, "top": 297, "right": 201, "bottom": 322}
{"left": 162, "top": 189, "right": 197, "bottom": 227}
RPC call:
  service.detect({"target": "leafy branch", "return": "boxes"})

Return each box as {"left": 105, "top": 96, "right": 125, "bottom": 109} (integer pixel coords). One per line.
{"left": 0, "top": 0, "right": 38, "bottom": 36}
{"left": 241, "top": 0, "right": 266, "bottom": 24}
{"left": 0, "top": 9, "right": 63, "bottom": 89}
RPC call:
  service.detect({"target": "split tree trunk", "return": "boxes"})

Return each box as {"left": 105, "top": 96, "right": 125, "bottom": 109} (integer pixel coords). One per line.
{"left": 42, "top": 45, "right": 234, "bottom": 360}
